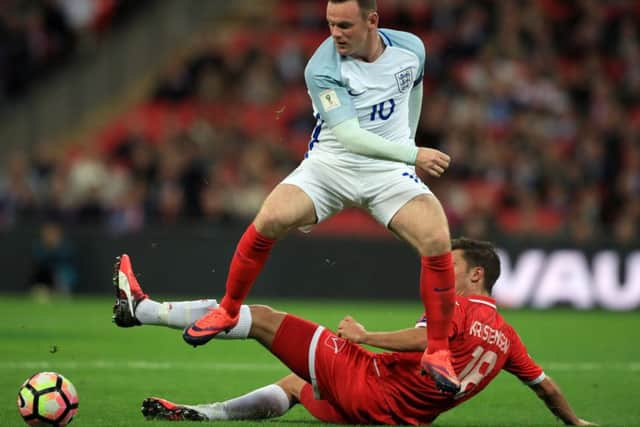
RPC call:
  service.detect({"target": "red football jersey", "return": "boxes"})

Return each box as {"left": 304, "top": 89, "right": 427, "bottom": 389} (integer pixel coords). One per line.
{"left": 376, "top": 294, "right": 545, "bottom": 425}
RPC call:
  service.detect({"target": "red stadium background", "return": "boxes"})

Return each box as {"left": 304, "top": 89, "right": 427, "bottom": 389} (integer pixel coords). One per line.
{"left": 0, "top": 0, "right": 638, "bottom": 309}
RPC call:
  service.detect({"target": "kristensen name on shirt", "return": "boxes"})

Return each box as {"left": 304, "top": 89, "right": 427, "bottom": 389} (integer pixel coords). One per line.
{"left": 468, "top": 321, "right": 510, "bottom": 354}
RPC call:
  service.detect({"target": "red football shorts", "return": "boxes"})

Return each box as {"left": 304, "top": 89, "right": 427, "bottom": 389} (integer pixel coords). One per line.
{"left": 299, "top": 383, "right": 349, "bottom": 423}
{"left": 271, "top": 314, "right": 394, "bottom": 425}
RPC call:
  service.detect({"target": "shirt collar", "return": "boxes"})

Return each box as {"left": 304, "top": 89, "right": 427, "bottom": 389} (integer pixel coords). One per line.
{"left": 466, "top": 294, "right": 497, "bottom": 309}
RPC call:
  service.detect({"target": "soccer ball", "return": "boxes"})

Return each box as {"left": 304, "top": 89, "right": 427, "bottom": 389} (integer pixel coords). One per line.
{"left": 17, "top": 372, "right": 78, "bottom": 426}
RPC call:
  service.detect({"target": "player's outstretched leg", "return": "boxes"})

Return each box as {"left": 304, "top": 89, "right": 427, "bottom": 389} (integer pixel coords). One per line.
{"left": 141, "top": 397, "right": 207, "bottom": 421}
{"left": 183, "top": 223, "right": 276, "bottom": 346}
{"left": 112, "top": 254, "right": 148, "bottom": 327}
{"left": 420, "top": 253, "right": 460, "bottom": 394}
{"left": 142, "top": 383, "right": 292, "bottom": 421}
{"left": 112, "top": 253, "right": 228, "bottom": 330}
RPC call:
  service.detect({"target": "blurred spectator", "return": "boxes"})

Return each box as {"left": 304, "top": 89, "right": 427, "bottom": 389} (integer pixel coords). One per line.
{"left": 2, "top": 0, "right": 640, "bottom": 245}
{"left": 0, "top": 0, "right": 149, "bottom": 103}
{"left": 152, "top": 56, "right": 194, "bottom": 103}
{"left": 29, "top": 220, "right": 78, "bottom": 299}
{"left": 0, "top": 150, "right": 38, "bottom": 228}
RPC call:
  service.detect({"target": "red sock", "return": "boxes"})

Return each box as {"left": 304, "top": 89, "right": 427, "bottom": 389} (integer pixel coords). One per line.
{"left": 420, "top": 253, "right": 455, "bottom": 353}
{"left": 220, "top": 224, "right": 276, "bottom": 317}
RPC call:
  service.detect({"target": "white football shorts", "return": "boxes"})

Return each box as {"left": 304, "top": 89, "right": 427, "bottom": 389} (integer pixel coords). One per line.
{"left": 281, "top": 155, "right": 433, "bottom": 227}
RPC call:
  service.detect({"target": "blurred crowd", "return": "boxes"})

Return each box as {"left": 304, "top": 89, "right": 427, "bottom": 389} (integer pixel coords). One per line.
{"left": 0, "top": 0, "right": 147, "bottom": 103}
{"left": 1, "top": 0, "right": 640, "bottom": 245}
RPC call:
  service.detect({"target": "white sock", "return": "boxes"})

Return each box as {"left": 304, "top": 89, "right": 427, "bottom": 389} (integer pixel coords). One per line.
{"left": 135, "top": 299, "right": 252, "bottom": 338}
{"left": 187, "top": 384, "right": 290, "bottom": 420}
{"left": 135, "top": 299, "right": 218, "bottom": 329}
{"left": 215, "top": 305, "right": 252, "bottom": 339}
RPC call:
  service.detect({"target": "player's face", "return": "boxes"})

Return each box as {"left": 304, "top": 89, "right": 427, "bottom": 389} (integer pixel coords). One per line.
{"left": 326, "top": 1, "right": 376, "bottom": 57}
{"left": 452, "top": 250, "right": 468, "bottom": 293}
{"left": 452, "top": 250, "right": 477, "bottom": 295}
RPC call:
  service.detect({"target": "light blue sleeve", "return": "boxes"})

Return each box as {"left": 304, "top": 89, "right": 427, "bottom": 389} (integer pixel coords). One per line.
{"left": 304, "top": 38, "right": 357, "bottom": 128}
{"left": 408, "top": 82, "right": 423, "bottom": 138}
{"left": 379, "top": 29, "right": 426, "bottom": 86}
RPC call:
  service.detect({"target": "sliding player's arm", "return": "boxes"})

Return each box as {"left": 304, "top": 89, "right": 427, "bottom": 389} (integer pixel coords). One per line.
{"left": 529, "top": 377, "right": 597, "bottom": 426}
{"left": 336, "top": 315, "right": 426, "bottom": 352}
{"left": 504, "top": 329, "right": 596, "bottom": 426}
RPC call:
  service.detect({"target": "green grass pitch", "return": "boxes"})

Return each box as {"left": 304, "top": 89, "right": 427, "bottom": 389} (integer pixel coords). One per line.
{"left": 0, "top": 295, "right": 638, "bottom": 426}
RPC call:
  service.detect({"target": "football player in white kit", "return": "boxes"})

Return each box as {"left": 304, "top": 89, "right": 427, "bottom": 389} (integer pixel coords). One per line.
{"left": 176, "top": 0, "right": 461, "bottom": 393}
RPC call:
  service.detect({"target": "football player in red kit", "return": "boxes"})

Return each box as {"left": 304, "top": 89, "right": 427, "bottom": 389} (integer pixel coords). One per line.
{"left": 114, "top": 238, "right": 594, "bottom": 425}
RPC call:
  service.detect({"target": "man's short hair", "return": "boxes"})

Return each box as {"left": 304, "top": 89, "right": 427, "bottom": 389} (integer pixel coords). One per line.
{"left": 328, "top": 0, "right": 377, "bottom": 17}
{"left": 451, "top": 237, "right": 501, "bottom": 294}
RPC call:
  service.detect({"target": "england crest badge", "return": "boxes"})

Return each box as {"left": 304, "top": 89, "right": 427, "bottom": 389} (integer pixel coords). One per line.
{"left": 395, "top": 68, "right": 413, "bottom": 93}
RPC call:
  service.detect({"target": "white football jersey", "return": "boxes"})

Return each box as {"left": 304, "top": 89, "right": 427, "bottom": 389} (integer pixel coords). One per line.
{"left": 304, "top": 28, "right": 425, "bottom": 166}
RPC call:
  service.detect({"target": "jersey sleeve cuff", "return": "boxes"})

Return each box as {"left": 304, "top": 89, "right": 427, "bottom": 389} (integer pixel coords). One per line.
{"left": 524, "top": 372, "right": 546, "bottom": 386}
{"left": 407, "top": 146, "right": 419, "bottom": 164}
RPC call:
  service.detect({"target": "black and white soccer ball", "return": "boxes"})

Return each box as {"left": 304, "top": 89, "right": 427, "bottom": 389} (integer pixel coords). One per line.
{"left": 17, "top": 372, "right": 78, "bottom": 426}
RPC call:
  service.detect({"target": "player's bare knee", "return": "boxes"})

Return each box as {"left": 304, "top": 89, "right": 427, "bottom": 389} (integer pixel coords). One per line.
{"left": 249, "top": 305, "right": 287, "bottom": 337}
{"left": 254, "top": 210, "right": 288, "bottom": 238}
{"left": 275, "top": 374, "right": 306, "bottom": 404}
{"left": 418, "top": 228, "right": 451, "bottom": 256}
{"left": 250, "top": 304, "right": 276, "bottom": 324}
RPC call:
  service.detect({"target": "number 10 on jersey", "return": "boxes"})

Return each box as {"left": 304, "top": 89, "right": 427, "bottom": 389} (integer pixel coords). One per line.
{"left": 369, "top": 99, "right": 396, "bottom": 121}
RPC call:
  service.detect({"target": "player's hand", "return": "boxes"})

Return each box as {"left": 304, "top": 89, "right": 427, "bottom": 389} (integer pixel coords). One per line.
{"left": 415, "top": 147, "right": 450, "bottom": 178}
{"left": 337, "top": 315, "right": 367, "bottom": 343}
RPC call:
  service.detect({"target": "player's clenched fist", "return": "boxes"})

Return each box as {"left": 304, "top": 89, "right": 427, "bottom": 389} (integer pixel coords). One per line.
{"left": 337, "top": 315, "right": 367, "bottom": 343}
{"left": 415, "top": 147, "right": 451, "bottom": 178}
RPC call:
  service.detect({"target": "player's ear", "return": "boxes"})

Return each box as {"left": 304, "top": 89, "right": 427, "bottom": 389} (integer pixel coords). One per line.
{"left": 367, "top": 11, "right": 378, "bottom": 27}
{"left": 470, "top": 266, "right": 484, "bottom": 285}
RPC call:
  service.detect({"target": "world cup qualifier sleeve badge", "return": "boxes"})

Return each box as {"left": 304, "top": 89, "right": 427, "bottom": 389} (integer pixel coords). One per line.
{"left": 395, "top": 68, "right": 413, "bottom": 93}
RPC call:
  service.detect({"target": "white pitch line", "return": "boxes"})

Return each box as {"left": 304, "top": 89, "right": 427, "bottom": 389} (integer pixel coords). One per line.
{"left": 0, "top": 361, "right": 286, "bottom": 371}
{"left": 0, "top": 361, "right": 639, "bottom": 371}
{"left": 545, "top": 362, "right": 640, "bottom": 372}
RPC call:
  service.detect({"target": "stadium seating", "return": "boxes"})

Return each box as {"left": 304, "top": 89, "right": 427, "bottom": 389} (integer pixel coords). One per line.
{"left": 1, "top": 0, "right": 639, "bottom": 244}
